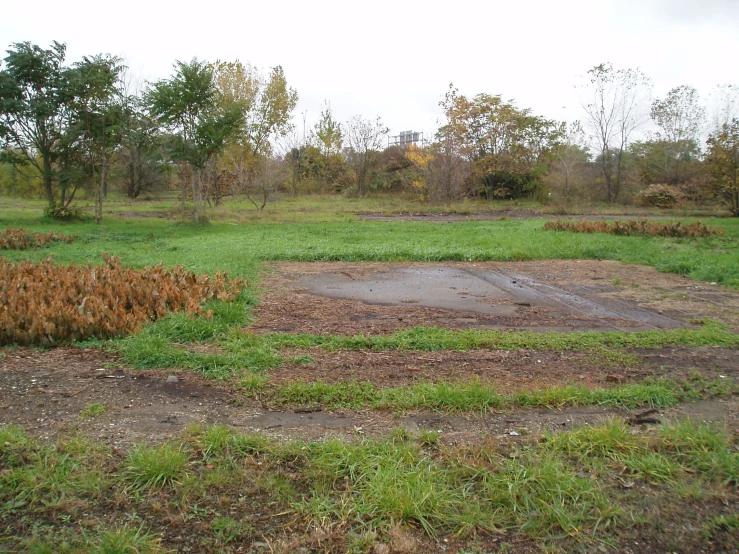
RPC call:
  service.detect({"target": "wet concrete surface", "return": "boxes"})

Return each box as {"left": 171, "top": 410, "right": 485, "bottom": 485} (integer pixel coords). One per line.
{"left": 298, "top": 265, "right": 684, "bottom": 331}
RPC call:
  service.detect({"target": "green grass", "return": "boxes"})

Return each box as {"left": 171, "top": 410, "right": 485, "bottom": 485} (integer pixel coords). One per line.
{"left": 2, "top": 202, "right": 739, "bottom": 288}
{"left": 79, "top": 403, "right": 108, "bottom": 419}
{"left": 254, "top": 376, "right": 736, "bottom": 413}
{"left": 2, "top": 420, "right": 737, "bottom": 551}
{"left": 259, "top": 321, "right": 739, "bottom": 352}
{"left": 119, "top": 321, "right": 739, "bottom": 376}
{"left": 123, "top": 443, "right": 189, "bottom": 490}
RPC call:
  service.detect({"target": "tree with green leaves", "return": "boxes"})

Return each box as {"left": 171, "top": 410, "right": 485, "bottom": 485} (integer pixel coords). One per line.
{"left": 705, "top": 119, "right": 739, "bottom": 216}
{"left": 117, "top": 95, "right": 167, "bottom": 200}
{"left": 313, "top": 102, "right": 343, "bottom": 190}
{"left": 0, "top": 41, "right": 72, "bottom": 207}
{"left": 438, "top": 85, "right": 563, "bottom": 199}
{"left": 650, "top": 85, "right": 705, "bottom": 186}
{"left": 214, "top": 61, "right": 297, "bottom": 209}
{"left": 65, "top": 54, "right": 125, "bottom": 222}
{"left": 147, "top": 59, "right": 244, "bottom": 222}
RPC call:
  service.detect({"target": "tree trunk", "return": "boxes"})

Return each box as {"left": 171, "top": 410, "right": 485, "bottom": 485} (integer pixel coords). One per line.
{"left": 181, "top": 164, "right": 187, "bottom": 215}
{"left": 43, "top": 155, "right": 54, "bottom": 206}
{"left": 95, "top": 153, "right": 106, "bottom": 224}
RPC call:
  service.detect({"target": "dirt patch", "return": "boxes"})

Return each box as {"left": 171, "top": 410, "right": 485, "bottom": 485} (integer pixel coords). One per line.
{"left": 274, "top": 346, "right": 739, "bottom": 392}
{"left": 2, "top": 346, "right": 738, "bottom": 449}
{"left": 253, "top": 260, "right": 739, "bottom": 335}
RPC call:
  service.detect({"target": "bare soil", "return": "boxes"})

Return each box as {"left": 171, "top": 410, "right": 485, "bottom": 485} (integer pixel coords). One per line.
{"left": 2, "top": 344, "right": 738, "bottom": 450}
{"left": 253, "top": 260, "right": 739, "bottom": 334}
{"left": 3, "top": 260, "right": 739, "bottom": 553}
{"left": 3, "top": 260, "right": 739, "bottom": 446}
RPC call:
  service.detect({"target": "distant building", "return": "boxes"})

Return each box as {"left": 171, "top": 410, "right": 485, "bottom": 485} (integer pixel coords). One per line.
{"left": 388, "top": 131, "right": 424, "bottom": 148}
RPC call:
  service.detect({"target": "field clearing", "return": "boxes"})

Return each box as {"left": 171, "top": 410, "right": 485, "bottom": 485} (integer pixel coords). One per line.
{"left": 1, "top": 198, "right": 738, "bottom": 553}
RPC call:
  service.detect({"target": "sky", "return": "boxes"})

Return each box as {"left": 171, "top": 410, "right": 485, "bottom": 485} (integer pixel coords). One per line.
{"left": 2, "top": 0, "right": 738, "bottom": 144}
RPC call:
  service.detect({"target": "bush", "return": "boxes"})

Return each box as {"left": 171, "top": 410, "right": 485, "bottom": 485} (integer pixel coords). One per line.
{"left": 634, "top": 184, "right": 685, "bottom": 209}
{"left": 43, "top": 202, "right": 88, "bottom": 221}
{"left": 543, "top": 219, "right": 723, "bottom": 238}
{"left": 0, "top": 255, "right": 246, "bottom": 345}
{"left": 0, "top": 227, "right": 76, "bottom": 250}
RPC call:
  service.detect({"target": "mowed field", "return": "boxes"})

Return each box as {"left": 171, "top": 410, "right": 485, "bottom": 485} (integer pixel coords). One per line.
{"left": 1, "top": 196, "right": 738, "bottom": 554}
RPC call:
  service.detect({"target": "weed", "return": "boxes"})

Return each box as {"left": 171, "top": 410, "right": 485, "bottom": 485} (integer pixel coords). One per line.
{"left": 543, "top": 219, "right": 723, "bottom": 238}
{"left": 702, "top": 513, "right": 739, "bottom": 539}
{"left": 124, "top": 443, "right": 188, "bottom": 489}
{"left": 418, "top": 430, "right": 441, "bottom": 447}
{"left": 211, "top": 515, "right": 254, "bottom": 543}
{"left": 79, "top": 403, "right": 107, "bottom": 419}
{"left": 290, "top": 354, "right": 315, "bottom": 365}
{"left": 91, "top": 524, "right": 162, "bottom": 554}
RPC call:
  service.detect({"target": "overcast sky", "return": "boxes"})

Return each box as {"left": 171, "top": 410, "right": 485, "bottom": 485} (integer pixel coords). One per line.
{"left": 2, "top": 0, "right": 738, "bottom": 143}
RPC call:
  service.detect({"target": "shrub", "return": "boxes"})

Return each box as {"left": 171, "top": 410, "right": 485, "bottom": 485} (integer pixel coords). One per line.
{"left": 0, "top": 255, "right": 246, "bottom": 345}
{"left": 0, "top": 227, "right": 76, "bottom": 250}
{"left": 43, "top": 202, "right": 88, "bottom": 221}
{"left": 542, "top": 219, "right": 723, "bottom": 238}
{"left": 634, "top": 184, "right": 685, "bottom": 208}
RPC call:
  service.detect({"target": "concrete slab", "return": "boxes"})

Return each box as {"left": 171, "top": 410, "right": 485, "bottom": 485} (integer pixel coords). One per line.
{"left": 298, "top": 265, "right": 683, "bottom": 331}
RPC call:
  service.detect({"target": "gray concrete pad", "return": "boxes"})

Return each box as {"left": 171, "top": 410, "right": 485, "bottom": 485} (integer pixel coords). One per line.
{"left": 298, "top": 265, "right": 683, "bottom": 331}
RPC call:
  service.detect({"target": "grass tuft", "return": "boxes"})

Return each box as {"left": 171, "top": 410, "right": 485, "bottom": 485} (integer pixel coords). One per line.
{"left": 124, "top": 443, "right": 188, "bottom": 489}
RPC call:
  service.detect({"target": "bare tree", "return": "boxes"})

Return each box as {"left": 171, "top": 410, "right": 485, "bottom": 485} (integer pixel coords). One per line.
{"left": 580, "top": 63, "right": 652, "bottom": 202}
{"left": 345, "top": 115, "right": 388, "bottom": 197}
{"left": 551, "top": 121, "right": 590, "bottom": 196}
{"left": 426, "top": 136, "right": 471, "bottom": 203}
{"left": 706, "top": 84, "right": 739, "bottom": 132}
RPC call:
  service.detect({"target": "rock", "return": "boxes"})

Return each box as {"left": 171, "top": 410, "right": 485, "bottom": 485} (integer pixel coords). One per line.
{"left": 606, "top": 373, "right": 627, "bottom": 384}
{"left": 166, "top": 375, "right": 179, "bottom": 383}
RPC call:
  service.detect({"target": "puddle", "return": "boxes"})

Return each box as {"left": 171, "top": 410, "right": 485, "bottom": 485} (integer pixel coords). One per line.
{"left": 298, "top": 265, "right": 683, "bottom": 331}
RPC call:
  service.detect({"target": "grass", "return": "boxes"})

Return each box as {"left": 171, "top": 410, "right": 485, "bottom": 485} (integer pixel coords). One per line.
{"left": 257, "top": 321, "right": 739, "bottom": 351}
{"left": 253, "top": 376, "right": 736, "bottom": 413}
{"left": 1, "top": 198, "right": 738, "bottom": 288}
{"left": 79, "top": 403, "right": 108, "bottom": 419}
{"left": 123, "top": 443, "right": 189, "bottom": 490}
{"left": 119, "top": 321, "right": 739, "bottom": 376}
{"left": 2, "top": 196, "right": 739, "bottom": 550}
{"left": 1, "top": 419, "right": 737, "bottom": 551}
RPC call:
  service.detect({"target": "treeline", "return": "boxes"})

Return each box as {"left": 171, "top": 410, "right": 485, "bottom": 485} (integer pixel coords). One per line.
{"left": 1, "top": 43, "right": 738, "bottom": 219}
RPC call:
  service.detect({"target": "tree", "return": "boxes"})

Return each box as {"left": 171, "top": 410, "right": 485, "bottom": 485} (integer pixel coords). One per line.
{"left": 630, "top": 138, "right": 701, "bottom": 188}
{"left": 117, "top": 96, "right": 167, "bottom": 200}
{"left": 580, "top": 63, "right": 652, "bottom": 202}
{"left": 313, "top": 102, "right": 343, "bottom": 190}
{"left": 0, "top": 41, "right": 72, "bottom": 206}
{"left": 214, "top": 61, "right": 297, "bottom": 209}
{"left": 148, "top": 59, "right": 243, "bottom": 222}
{"left": 66, "top": 54, "right": 125, "bottom": 223}
{"left": 549, "top": 121, "right": 590, "bottom": 197}
{"left": 705, "top": 119, "right": 739, "bottom": 216}
{"left": 438, "top": 85, "right": 563, "bottom": 199}
{"left": 650, "top": 85, "right": 705, "bottom": 186}
{"left": 707, "top": 84, "right": 739, "bottom": 132}
{"left": 345, "top": 115, "right": 388, "bottom": 197}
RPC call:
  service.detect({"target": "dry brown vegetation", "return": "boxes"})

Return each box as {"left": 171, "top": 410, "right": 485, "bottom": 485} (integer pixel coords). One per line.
{"left": 0, "top": 227, "right": 76, "bottom": 250}
{"left": 543, "top": 218, "right": 723, "bottom": 238}
{"left": 0, "top": 255, "right": 245, "bottom": 345}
